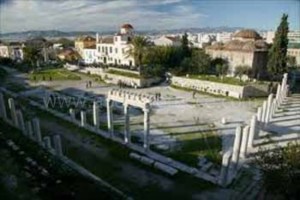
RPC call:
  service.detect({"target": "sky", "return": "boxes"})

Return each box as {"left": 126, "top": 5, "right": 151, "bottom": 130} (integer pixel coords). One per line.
{"left": 0, "top": 0, "right": 299, "bottom": 33}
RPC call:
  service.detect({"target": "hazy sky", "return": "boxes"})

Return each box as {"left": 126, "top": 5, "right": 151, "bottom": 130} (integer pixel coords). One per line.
{"left": 0, "top": 0, "right": 299, "bottom": 33}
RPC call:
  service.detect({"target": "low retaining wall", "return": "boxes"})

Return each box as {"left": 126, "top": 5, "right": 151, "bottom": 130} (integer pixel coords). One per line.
{"left": 171, "top": 76, "right": 268, "bottom": 99}
{"left": 79, "top": 67, "right": 161, "bottom": 88}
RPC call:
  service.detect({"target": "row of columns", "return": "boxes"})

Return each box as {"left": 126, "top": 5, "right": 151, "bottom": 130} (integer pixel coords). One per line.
{"left": 219, "top": 119, "right": 256, "bottom": 186}
{"left": 219, "top": 73, "right": 290, "bottom": 186}
{"left": 0, "top": 94, "right": 63, "bottom": 157}
{"left": 68, "top": 100, "right": 100, "bottom": 129}
{"left": 256, "top": 73, "right": 289, "bottom": 127}
{"left": 106, "top": 99, "right": 151, "bottom": 150}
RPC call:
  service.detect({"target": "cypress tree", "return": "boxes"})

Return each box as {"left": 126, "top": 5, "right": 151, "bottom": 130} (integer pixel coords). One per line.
{"left": 181, "top": 32, "right": 191, "bottom": 58}
{"left": 267, "top": 14, "right": 289, "bottom": 78}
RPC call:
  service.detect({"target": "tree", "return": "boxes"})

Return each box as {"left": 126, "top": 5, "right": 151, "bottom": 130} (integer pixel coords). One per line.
{"left": 216, "top": 63, "right": 229, "bottom": 80}
{"left": 181, "top": 32, "right": 191, "bottom": 58}
{"left": 267, "top": 14, "right": 289, "bottom": 78}
{"left": 126, "top": 36, "right": 151, "bottom": 74}
{"left": 180, "top": 49, "right": 211, "bottom": 74}
{"left": 190, "top": 49, "right": 211, "bottom": 74}
{"left": 234, "top": 65, "right": 251, "bottom": 82}
{"left": 23, "top": 46, "right": 40, "bottom": 68}
{"left": 255, "top": 142, "right": 300, "bottom": 199}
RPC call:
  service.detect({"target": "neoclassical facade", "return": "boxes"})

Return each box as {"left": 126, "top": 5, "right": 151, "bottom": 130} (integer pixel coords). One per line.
{"left": 75, "top": 36, "right": 96, "bottom": 58}
{"left": 96, "top": 24, "right": 135, "bottom": 66}
{"left": 206, "top": 29, "right": 269, "bottom": 77}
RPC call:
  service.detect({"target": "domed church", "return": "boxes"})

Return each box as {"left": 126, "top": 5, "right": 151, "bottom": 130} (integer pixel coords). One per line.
{"left": 206, "top": 29, "right": 269, "bottom": 78}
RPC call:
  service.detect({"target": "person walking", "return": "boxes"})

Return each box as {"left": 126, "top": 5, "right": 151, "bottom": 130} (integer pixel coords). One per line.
{"left": 192, "top": 91, "right": 196, "bottom": 99}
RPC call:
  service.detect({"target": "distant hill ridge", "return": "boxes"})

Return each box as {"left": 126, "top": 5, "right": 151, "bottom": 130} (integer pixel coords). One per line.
{"left": 0, "top": 26, "right": 267, "bottom": 41}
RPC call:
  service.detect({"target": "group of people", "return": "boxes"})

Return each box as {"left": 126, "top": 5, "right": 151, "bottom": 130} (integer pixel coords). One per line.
{"left": 117, "top": 80, "right": 128, "bottom": 89}
{"left": 154, "top": 92, "right": 162, "bottom": 101}
{"left": 117, "top": 80, "right": 138, "bottom": 89}
{"left": 85, "top": 80, "right": 92, "bottom": 88}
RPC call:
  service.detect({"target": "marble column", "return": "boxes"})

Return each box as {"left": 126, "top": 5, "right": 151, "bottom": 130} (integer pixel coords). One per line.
{"left": 240, "top": 125, "right": 250, "bottom": 158}
{"left": 265, "top": 94, "right": 273, "bottom": 124}
{"left": 8, "top": 98, "right": 18, "bottom": 126}
{"left": 80, "top": 110, "right": 86, "bottom": 127}
{"left": 69, "top": 108, "right": 75, "bottom": 121}
{"left": 93, "top": 101, "right": 99, "bottom": 128}
{"left": 143, "top": 107, "right": 150, "bottom": 150}
{"left": 257, "top": 107, "right": 262, "bottom": 122}
{"left": 26, "top": 121, "right": 34, "bottom": 140}
{"left": 247, "top": 115, "right": 257, "bottom": 149}
{"left": 230, "top": 126, "right": 242, "bottom": 171}
{"left": 271, "top": 99, "right": 277, "bottom": 116}
{"left": 0, "top": 93, "right": 7, "bottom": 120}
{"left": 16, "top": 110, "right": 26, "bottom": 134}
{"left": 275, "top": 83, "right": 281, "bottom": 101}
{"left": 281, "top": 73, "right": 288, "bottom": 93}
{"left": 124, "top": 104, "right": 130, "bottom": 144}
{"left": 261, "top": 101, "right": 267, "bottom": 124}
{"left": 107, "top": 99, "right": 113, "bottom": 137}
{"left": 218, "top": 150, "right": 232, "bottom": 186}
{"left": 53, "top": 135, "right": 63, "bottom": 157}
{"left": 43, "top": 136, "right": 52, "bottom": 150}
{"left": 32, "top": 118, "right": 42, "bottom": 144}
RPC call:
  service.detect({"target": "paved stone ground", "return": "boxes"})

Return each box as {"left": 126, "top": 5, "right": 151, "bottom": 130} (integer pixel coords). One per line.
{"left": 268, "top": 94, "right": 300, "bottom": 134}
{"left": 3, "top": 67, "right": 300, "bottom": 197}
{"left": 18, "top": 74, "right": 263, "bottom": 152}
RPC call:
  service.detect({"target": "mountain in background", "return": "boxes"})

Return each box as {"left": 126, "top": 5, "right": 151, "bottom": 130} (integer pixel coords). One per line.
{"left": 0, "top": 26, "right": 260, "bottom": 41}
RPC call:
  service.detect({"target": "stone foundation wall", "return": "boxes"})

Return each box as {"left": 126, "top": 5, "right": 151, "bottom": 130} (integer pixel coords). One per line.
{"left": 79, "top": 67, "right": 161, "bottom": 88}
{"left": 171, "top": 76, "right": 268, "bottom": 98}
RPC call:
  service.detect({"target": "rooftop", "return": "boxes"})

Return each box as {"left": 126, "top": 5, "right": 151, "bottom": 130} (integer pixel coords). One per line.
{"left": 233, "top": 29, "right": 262, "bottom": 40}
{"left": 121, "top": 23, "right": 134, "bottom": 29}
{"left": 207, "top": 39, "right": 269, "bottom": 52}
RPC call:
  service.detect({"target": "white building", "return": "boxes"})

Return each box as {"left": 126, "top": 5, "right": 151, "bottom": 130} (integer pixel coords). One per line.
{"left": 0, "top": 42, "right": 24, "bottom": 61}
{"left": 216, "top": 32, "right": 232, "bottom": 43}
{"left": 83, "top": 46, "right": 97, "bottom": 64}
{"left": 153, "top": 35, "right": 181, "bottom": 46}
{"left": 10, "top": 43, "right": 24, "bottom": 61}
{"left": 96, "top": 24, "right": 135, "bottom": 66}
{"left": 196, "top": 33, "right": 216, "bottom": 48}
{"left": 266, "top": 31, "right": 275, "bottom": 44}
{"left": 288, "top": 30, "right": 300, "bottom": 44}
{"left": 265, "top": 30, "right": 300, "bottom": 44}
{"left": 0, "top": 43, "right": 9, "bottom": 58}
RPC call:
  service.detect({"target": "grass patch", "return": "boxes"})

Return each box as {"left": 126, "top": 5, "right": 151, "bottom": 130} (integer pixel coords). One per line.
{"left": 29, "top": 68, "right": 81, "bottom": 81}
{"left": 0, "top": 120, "right": 122, "bottom": 200}
{"left": 107, "top": 69, "right": 140, "bottom": 79}
{"left": 155, "top": 131, "right": 222, "bottom": 167}
{"left": 5, "top": 82, "right": 29, "bottom": 92}
{"left": 0, "top": 67, "right": 7, "bottom": 80}
{"left": 188, "top": 74, "right": 247, "bottom": 86}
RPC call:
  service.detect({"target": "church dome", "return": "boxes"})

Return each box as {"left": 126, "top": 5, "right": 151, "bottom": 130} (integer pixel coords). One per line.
{"left": 121, "top": 23, "right": 134, "bottom": 29}
{"left": 233, "top": 29, "right": 262, "bottom": 40}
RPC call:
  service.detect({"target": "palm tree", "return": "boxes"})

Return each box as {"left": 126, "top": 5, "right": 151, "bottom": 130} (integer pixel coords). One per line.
{"left": 126, "top": 36, "right": 151, "bottom": 74}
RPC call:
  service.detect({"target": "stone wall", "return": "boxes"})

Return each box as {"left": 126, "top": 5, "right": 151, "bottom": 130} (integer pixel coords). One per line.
{"left": 79, "top": 67, "right": 161, "bottom": 88}
{"left": 171, "top": 76, "right": 268, "bottom": 99}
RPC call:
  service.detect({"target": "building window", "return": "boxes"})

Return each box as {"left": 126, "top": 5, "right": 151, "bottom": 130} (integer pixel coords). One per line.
{"left": 109, "top": 47, "right": 112, "bottom": 53}
{"left": 115, "top": 48, "right": 118, "bottom": 53}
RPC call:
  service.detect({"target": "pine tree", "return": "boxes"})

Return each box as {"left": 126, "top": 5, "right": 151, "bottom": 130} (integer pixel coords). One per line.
{"left": 267, "top": 14, "right": 289, "bottom": 78}
{"left": 181, "top": 32, "right": 191, "bottom": 58}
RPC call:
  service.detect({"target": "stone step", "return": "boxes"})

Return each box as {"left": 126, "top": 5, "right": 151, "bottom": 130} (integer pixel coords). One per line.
{"left": 201, "top": 162, "right": 213, "bottom": 172}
